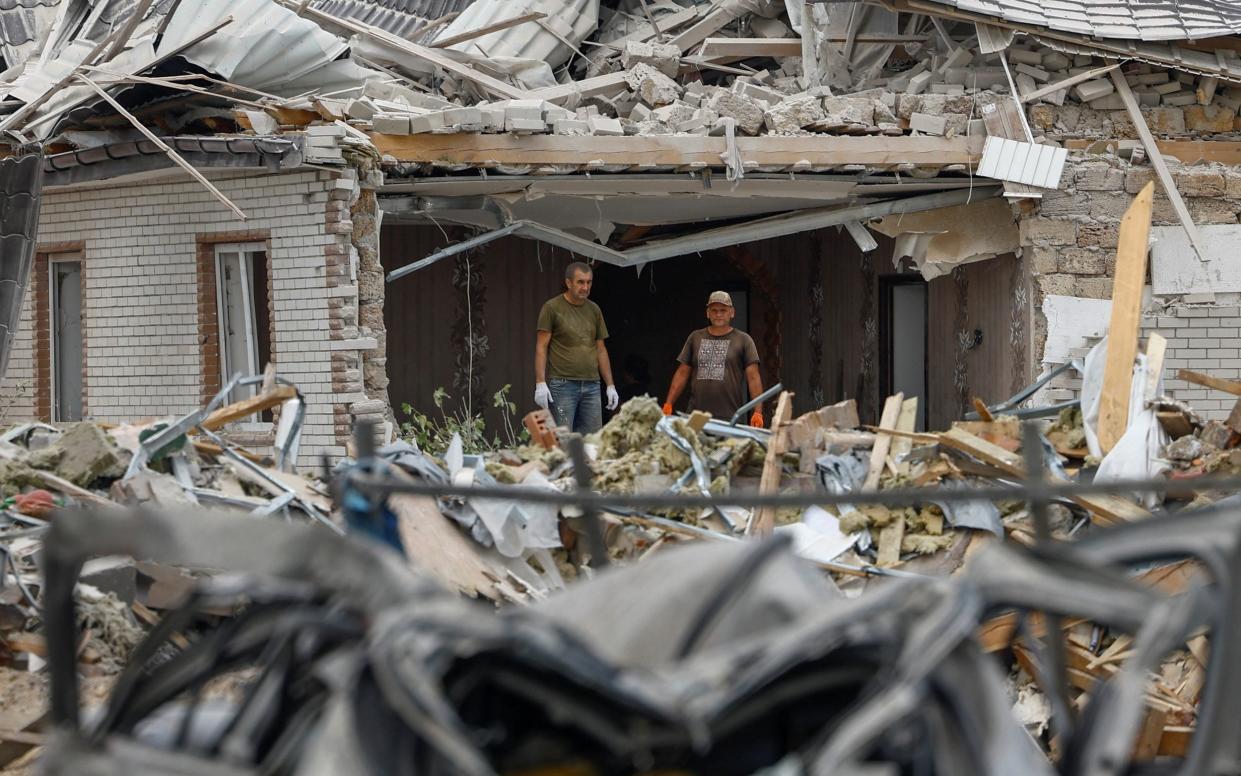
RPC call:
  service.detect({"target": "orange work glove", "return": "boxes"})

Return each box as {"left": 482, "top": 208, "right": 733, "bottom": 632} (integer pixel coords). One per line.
{"left": 662, "top": 402, "right": 674, "bottom": 416}
{"left": 750, "top": 411, "right": 765, "bottom": 428}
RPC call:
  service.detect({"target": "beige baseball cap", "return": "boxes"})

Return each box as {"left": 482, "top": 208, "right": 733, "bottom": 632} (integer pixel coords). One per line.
{"left": 707, "top": 291, "right": 733, "bottom": 307}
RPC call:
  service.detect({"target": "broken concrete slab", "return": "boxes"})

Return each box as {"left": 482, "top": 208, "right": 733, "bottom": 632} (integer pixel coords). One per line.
{"left": 27, "top": 422, "right": 129, "bottom": 488}
{"left": 764, "top": 96, "right": 825, "bottom": 133}
{"left": 626, "top": 63, "right": 683, "bottom": 107}
{"left": 621, "top": 40, "right": 681, "bottom": 78}
{"left": 707, "top": 90, "right": 764, "bottom": 135}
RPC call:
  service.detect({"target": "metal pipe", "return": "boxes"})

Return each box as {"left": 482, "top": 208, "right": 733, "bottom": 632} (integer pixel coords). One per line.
{"left": 730, "top": 382, "right": 783, "bottom": 425}
{"left": 386, "top": 222, "right": 521, "bottom": 282}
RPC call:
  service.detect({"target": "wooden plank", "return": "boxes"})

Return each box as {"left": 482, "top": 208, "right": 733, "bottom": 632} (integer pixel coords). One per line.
{"left": 889, "top": 397, "right": 919, "bottom": 461}
{"left": 609, "top": 6, "right": 700, "bottom": 47}
{"left": 865, "top": 393, "right": 904, "bottom": 490}
{"left": 1159, "top": 726, "right": 1194, "bottom": 757}
{"left": 749, "top": 391, "right": 794, "bottom": 537}
{"left": 1111, "top": 70, "right": 1206, "bottom": 261}
{"left": 1097, "top": 181, "right": 1154, "bottom": 454}
{"left": 368, "top": 132, "right": 985, "bottom": 167}
{"left": 1021, "top": 63, "right": 1119, "bottom": 103}
{"left": 876, "top": 514, "right": 905, "bottom": 568}
{"left": 200, "top": 385, "right": 297, "bottom": 430}
{"left": 670, "top": 6, "right": 737, "bottom": 52}
{"left": 698, "top": 37, "right": 802, "bottom": 59}
{"left": 390, "top": 491, "right": 504, "bottom": 601}
{"left": 939, "top": 427, "right": 1150, "bottom": 524}
{"left": 1178, "top": 367, "right": 1241, "bottom": 397}
{"left": 1227, "top": 398, "right": 1241, "bottom": 435}
{"left": 528, "top": 71, "right": 630, "bottom": 106}
{"left": 281, "top": 0, "right": 527, "bottom": 99}
{"left": 1135, "top": 707, "right": 1169, "bottom": 761}
{"left": 430, "top": 12, "right": 545, "bottom": 48}
{"left": 1145, "top": 332, "right": 1167, "bottom": 402}
{"left": 1064, "top": 138, "right": 1241, "bottom": 165}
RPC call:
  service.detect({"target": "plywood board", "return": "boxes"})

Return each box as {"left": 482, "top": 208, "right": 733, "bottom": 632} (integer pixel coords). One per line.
{"left": 391, "top": 492, "right": 502, "bottom": 600}
{"left": 1097, "top": 181, "right": 1154, "bottom": 454}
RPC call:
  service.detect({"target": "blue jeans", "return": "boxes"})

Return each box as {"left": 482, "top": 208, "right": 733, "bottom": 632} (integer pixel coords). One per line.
{"left": 548, "top": 377, "right": 602, "bottom": 434}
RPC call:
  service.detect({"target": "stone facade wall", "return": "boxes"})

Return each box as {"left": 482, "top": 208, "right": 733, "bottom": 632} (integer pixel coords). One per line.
{"left": 1022, "top": 143, "right": 1241, "bottom": 419}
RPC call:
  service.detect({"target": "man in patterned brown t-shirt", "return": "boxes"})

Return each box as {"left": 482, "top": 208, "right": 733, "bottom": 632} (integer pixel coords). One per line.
{"left": 661, "top": 291, "right": 765, "bottom": 427}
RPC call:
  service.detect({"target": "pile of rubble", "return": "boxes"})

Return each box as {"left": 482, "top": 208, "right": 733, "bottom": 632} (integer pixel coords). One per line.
{"left": 0, "top": 372, "right": 333, "bottom": 694}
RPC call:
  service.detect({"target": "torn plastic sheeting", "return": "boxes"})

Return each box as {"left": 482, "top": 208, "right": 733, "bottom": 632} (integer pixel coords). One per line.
{"left": 1080, "top": 337, "right": 1170, "bottom": 509}
{"left": 443, "top": 433, "right": 563, "bottom": 558}
{"left": 158, "top": 0, "right": 350, "bottom": 93}
{"left": 815, "top": 450, "right": 866, "bottom": 517}
{"left": 927, "top": 479, "right": 1004, "bottom": 537}
{"left": 868, "top": 197, "right": 1020, "bottom": 280}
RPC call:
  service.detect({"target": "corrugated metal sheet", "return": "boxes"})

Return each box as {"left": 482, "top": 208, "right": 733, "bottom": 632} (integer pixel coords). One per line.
{"left": 310, "top": 0, "right": 476, "bottom": 42}
{"left": 923, "top": 0, "right": 1241, "bottom": 41}
{"left": 160, "top": 0, "right": 351, "bottom": 92}
{"left": 976, "top": 136, "right": 1067, "bottom": 189}
{"left": 431, "top": 0, "right": 598, "bottom": 69}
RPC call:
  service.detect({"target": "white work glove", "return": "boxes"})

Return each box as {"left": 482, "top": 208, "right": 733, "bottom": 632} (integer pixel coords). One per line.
{"left": 534, "top": 382, "right": 552, "bottom": 410}
{"left": 606, "top": 385, "right": 620, "bottom": 411}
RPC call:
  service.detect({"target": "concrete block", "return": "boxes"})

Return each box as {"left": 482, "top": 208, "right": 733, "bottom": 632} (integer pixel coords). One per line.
{"left": 1074, "top": 54, "right": 1094, "bottom": 67}
{"left": 553, "top": 118, "right": 591, "bottom": 135}
{"left": 1137, "top": 72, "right": 1171, "bottom": 85}
{"left": 764, "top": 96, "right": 824, "bottom": 132}
{"left": 410, "top": 111, "right": 447, "bottom": 133}
{"left": 371, "top": 113, "right": 410, "bottom": 134}
{"left": 626, "top": 63, "right": 682, "bottom": 106}
{"left": 587, "top": 115, "right": 624, "bottom": 136}
{"left": 1074, "top": 79, "right": 1114, "bottom": 102}
{"left": 907, "top": 70, "right": 933, "bottom": 95}
{"left": 929, "top": 83, "right": 965, "bottom": 94}
{"left": 1163, "top": 92, "right": 1198, "bottom": 107}
{"left": 736, "top": 80, "right": 785, "bottom": 105}
{"left": 1088, "top": 94, "right": 1125, "bottom": 110}
{"left": 822, "top": 96, "right": 875, "bottom": 125}
{"left": 938, "top": 47, "right": 973, "bottom": 71}
{"left": 1137, "top": 90, "right": 1162, "bottom": 107}
{"left": 1042, "top": 52, "right": 1071, "bottom": 70}
{"left": 909, "top": 112, "right": 947, "bottom": 135}
{"left": 505, "top": 117, "right": 546, "bottom": 132}
{"left": 443, "top": 107, "right": 482, "bottom": 127}
{"left": 1152, "top": 80, "right": 1182, "bottom": 95}
{"left": 707, "top": 90, "right": 764, "bottom": 134}
{"left": 1008, "top": 49, "right": 1043, "bottom": 65}
{"left": 1016, "top": 62, "right": 1051, "bottom": 81}
{"left": 345, "top": 98, "right": 377, "bottom": 120}
{"left": 1016, "top": 72, "right": 1037, "bottom": 98}
{"left": 629, "top": 102, "right": 652, "bottom": 121}
{"left": 621, "top": 40, "right": 681, "bottom": 77}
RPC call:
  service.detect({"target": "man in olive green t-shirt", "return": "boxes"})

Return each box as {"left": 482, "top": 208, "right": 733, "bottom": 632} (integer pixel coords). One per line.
{"left": 534, "top": 262, "right": 619, "bottom": 433}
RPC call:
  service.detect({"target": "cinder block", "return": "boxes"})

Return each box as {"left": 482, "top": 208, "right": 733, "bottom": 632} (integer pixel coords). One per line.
{"left": 1073, "top": 79, "right": 1114, "bottom": 102}
{"left": 909, "top": 112, "right": 947, "bottom": 135}
{"left": 371, "top": 113, "right": 410, "bottom": 134}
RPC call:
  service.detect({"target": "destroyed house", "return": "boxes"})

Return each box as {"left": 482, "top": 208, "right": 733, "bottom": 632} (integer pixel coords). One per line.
{"left": 0, "top": 0, "right": 1240, "bottom": 460}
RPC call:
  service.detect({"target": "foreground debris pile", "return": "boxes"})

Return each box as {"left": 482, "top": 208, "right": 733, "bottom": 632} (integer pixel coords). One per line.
{"left": 0, "top": 374, "right": 333, "bottom": 744}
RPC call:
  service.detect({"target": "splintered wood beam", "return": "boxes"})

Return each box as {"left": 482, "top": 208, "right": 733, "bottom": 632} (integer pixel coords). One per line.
{"left": 1063, "top": 139, "right": 1241, "bottom": 165}
{"left": 1021, "top": 63, "right": 1119, "bottom": 103}
{"left": 76, "top": 74, "right": 248, "bottom": 221}
{"left": 200, "top": 385, "right": 297, "bottom": 430}
{"left": 865, "top": 393, "right": 904, "bottom": 490}
{"left": 1097, "top": 181, "right": 1154, "bottom": 454}
{"left": 368, "top": 133, "right": 986, "bottom": 167}
{"left": 1178, "top": 368, "right": 1241, "bottom": 397}
{"left": 749, "top": 390, "right": 794, "bottom": 537}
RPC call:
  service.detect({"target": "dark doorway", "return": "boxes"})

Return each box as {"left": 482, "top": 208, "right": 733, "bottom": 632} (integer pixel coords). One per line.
{"left": 879, "top": 277, "right": 928, "bottom": 430}
{"left": 590, "top": 254, "right": 755, "bottom": 416}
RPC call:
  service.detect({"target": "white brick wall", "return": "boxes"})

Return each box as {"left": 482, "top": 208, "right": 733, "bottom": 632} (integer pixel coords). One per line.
{"left": 0, "top": 168, "right": 354, "bottom": 460}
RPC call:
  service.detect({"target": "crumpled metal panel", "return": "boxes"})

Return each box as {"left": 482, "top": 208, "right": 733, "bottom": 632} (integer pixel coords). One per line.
{"left": 311, "top": 0, "right": 476, "bottom": 42}
{"left": 432, "top": 0, "right": 598, "bottom": 70}
{"left": 0, "top": 153, "right": 42, "bottom": 385}
{"left": 158, "top": 0, "right": 350, "bottom": 93}
{"left": 921, "top": 0, "right": 1241, "bottom": 40}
